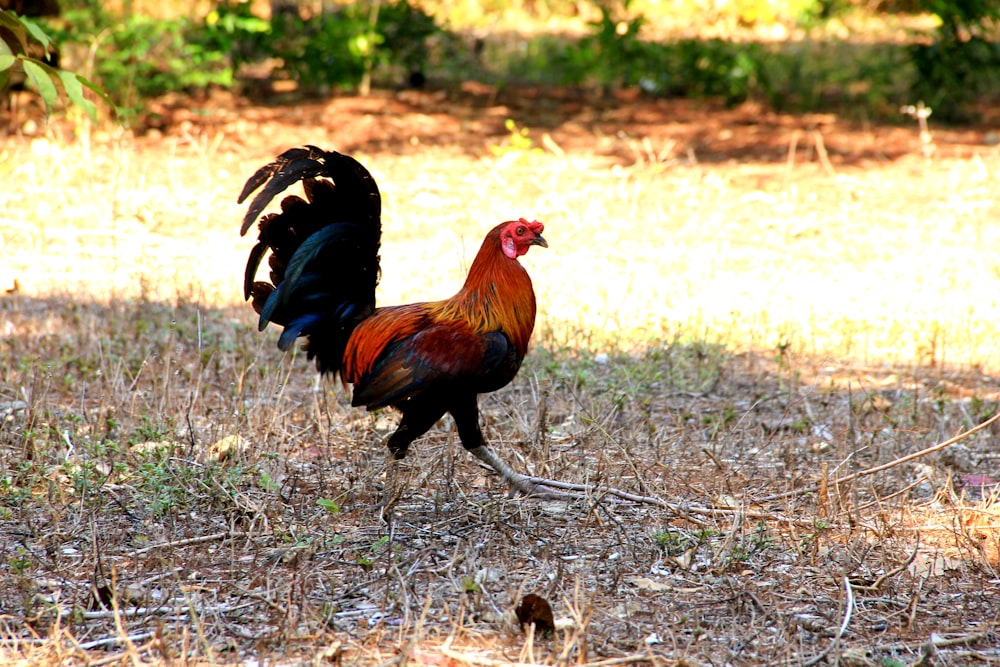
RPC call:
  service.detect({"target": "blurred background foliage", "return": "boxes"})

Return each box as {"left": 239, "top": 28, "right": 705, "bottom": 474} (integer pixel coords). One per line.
{"left": 2, "top": 0, "right": 999, "bottom": 123}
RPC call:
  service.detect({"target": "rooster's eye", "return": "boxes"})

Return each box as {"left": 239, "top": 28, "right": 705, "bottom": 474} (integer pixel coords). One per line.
{"left": 516, "top": 225, "right": 526, "bottom": 236}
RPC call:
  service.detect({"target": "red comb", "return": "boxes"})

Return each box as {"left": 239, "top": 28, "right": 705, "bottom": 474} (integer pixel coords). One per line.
{"left": 519, "top": 217, "right": 544, "bottom": 234}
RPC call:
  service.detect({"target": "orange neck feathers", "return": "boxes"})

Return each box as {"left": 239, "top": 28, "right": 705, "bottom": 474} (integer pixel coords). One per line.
{"left": 443, "top": 225, "right": 537, "bottom": 355}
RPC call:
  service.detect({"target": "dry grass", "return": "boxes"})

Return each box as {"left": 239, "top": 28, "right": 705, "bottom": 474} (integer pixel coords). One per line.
{"left": 1, "top": 95, "right": 1000, "bottom": 665}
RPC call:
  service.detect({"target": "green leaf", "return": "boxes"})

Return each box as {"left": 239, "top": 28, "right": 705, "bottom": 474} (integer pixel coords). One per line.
{"left": 0, "top": 53, "right": 14, "bottom": 71}
{"left": 58, "top": 70, "right": 98, "bottom": 122}
{"left": 21, "top": 58, "right": 59, "bottom": 113}
{"left": 18, "top": 16, "right": 52, "bottom": 53}
{"left": 0, "top": 10, "right": 30, "bottom": 55}
{"left": 317, "top": 498, "right": 341, "bottom": 514}
{"left": 77, "top": 73, "right": 116, "bottom": 114}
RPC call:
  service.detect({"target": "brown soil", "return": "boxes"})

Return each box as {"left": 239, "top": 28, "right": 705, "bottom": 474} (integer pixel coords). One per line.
{"left": 128, "top": 85, "right": 990, "bottom": 165}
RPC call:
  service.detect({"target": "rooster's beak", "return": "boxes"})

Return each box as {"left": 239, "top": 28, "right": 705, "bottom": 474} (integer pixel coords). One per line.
{"left": 532, "top": 234, "right": 548, "bottom": 248}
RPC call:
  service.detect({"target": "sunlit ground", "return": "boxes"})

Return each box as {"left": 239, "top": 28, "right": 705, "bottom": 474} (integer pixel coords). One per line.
{"left": 4, "top": 129, "right": 999, "bottom": 373}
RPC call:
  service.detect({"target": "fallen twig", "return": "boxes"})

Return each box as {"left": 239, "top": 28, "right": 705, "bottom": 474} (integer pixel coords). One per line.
{"left": 131, "top": 531, "right": 245, "bottom": 555}
{"left": 0, "top": 635, "right": 162, "bottom": 667}
{"left": 232, "top": 584, "right": 288, "bottom": 616}
{"left": 851, "top": 534, "right": 920, "bottom": 593}
{"left": 85, "top": 639, "right": 159, "bottom": 666}
{"left": 76, "top": 601, "right": 248, "bottom": 620}
{"left": 519, "top": 475, "right": 816, "bottom": 525}
{"left": 800, "top": 576, "right": 854, "bottom": 667}
{"left": 437, "top": 637, "right": 663, "bottom": 667}
{"left": 870, "top": 627, "right": 995, "bottom": 653}
{"left": 76, "top": 631, "right": 155, "bottom": 651}
{"left": 759, "top": 411, "right": 1000, "bottom": 504}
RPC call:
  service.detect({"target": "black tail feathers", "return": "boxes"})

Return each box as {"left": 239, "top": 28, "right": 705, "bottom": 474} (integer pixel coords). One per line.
{"left": 239, "top": 147, "right": 381, "bottom": 375}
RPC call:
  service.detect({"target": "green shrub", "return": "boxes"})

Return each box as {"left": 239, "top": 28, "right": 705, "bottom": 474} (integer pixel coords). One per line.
{"left": 43, "top": 6, "right": 240, "bottom": 119}
{"left": 269, "top": 0, "right": 439, "bottom": 92}
{"left": 908, "top": 0, "right": 1000, "bottom": 121}
{"left": 38, "top": 0, "right": 439, "bottom": 116}
{"left": 0, "top": 8, "right": 110, "bottom": 120}
{"left": 672, "top": 39, "right": 765, "bottom": 105}
{"left": 582, "top": 0, "right": 645, "bottom": 93}
{"left": 607, "top": 39, "right": 766, "bottom": 106}
{"left": 195, "top": 1, "right": 271, "bottom": 76}
{"left": 377, "top": 0, "right": 439, "bottom": 79}
{"left": 267, "top": 7, "right": 375, "bottom": 93}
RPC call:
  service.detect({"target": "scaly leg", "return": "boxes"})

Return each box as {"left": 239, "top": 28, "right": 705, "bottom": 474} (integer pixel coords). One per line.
{"left": 466, "top": 444, "right": 582, "bottom": 500}
{"left": 379, "top": 401, "right": 446, "bottom": 516}
{"left": 450, "top": 395, "right": 582, "bottom": 500}
{"left": 385, "top": 400, "right": 446, "bottom": 459}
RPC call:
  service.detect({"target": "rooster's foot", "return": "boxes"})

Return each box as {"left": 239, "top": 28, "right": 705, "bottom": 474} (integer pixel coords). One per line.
{"left": 467, "top": 445, "right": 584, "bottom": 501}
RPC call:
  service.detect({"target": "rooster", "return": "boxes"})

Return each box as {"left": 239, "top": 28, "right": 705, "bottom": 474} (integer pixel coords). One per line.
{"left": 239, "top": 146, "right": 553, "bottom": 497}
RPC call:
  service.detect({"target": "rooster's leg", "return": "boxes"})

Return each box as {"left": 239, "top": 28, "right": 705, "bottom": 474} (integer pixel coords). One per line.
{"left": 452, "top": 395, "right": 578, "bottom": 500}
{"left": 377, "top": 402, "right": 446, "bottom": 510}
{"left": 386, "top": 402, "right": 446, "bottom": 459}
{"left": 378, "top": 404, "right": 446, "bottom": 517}
{"left": 466, "top": 444, "right": 579, "bottom": 500}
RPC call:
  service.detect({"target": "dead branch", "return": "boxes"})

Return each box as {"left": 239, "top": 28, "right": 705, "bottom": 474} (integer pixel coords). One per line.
{"left": 75, "top": 631, "right": 155, "bottom": 651}
{"left": 759, "top": 411, "right": 1000, "bottom": 503}
{"left": 871, "top": 626, "right": 996, "bottom": 653}
{"left": 851, "top": 534, "right": 920, "bottom": 593}
{"left": 520, "top": 475, "right": 816, "bottom": 525}
{"left": 131, "top": 531, "right": 245, "bottom": 556}
{"left": 800, "top": 576, "right": 854, "bottom": 667}
{"left": 437, "top": 636, "right": 664, "bottom": 667}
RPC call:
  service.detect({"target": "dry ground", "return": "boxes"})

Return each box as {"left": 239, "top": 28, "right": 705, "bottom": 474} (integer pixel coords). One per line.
{"left": 1, "top": 88, "right": 1000, "bottom": 665}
